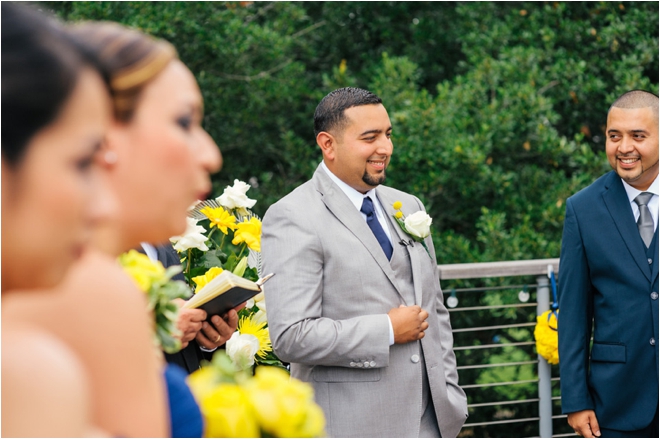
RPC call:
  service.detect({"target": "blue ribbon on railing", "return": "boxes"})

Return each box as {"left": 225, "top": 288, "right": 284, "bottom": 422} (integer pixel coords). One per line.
{"left": 547, "top": 267, "right": 559, "bottom": 330}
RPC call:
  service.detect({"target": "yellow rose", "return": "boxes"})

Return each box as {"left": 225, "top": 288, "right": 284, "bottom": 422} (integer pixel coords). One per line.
{"left": 200, "top": 384, "right": 260, "bottom": 438}
{"left": 245, "top": 367, "right": 325, "bottom": 437}
{"left": 118, "top": 249, "right": 166, "bottom": 292}
{"left": 232, "top": 217, "right": 262, "bottom": 252}
{"left": 200, "top": 206, "right": 237, "bottom": 235}
{"left": 187, "top": 367, "right": 219, "bottom": 402}
{"left": 192, "top": 266, "right": 224, "bottom": 291}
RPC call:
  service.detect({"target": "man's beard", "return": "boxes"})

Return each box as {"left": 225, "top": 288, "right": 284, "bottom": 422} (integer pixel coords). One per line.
{"left": 362, "top": 170, "right": 386, "bottom": 187}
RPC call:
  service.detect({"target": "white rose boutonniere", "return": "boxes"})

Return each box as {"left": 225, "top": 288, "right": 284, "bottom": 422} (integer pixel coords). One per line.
{"left": 403, "top": 211, "right": 432, "bottom": 240}
{"left": 217, "top": 179, "right": 257, "bottom": 216}
{"left": 392, "top": 201, "right": 433, "bottom": 259}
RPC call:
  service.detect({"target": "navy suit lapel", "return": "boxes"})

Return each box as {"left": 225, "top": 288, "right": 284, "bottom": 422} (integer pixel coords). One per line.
{"left": 312, "top": 167, "right": 404, "bottom": 299}
{"left": 651, "top": 229, "right": 658, "bottom": 285}
{"left": 602, "top": 173, "right": 651, "bottom": 281}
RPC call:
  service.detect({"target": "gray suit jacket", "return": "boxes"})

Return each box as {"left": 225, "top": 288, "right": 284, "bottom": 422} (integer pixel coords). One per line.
{"left": 262, "top": 165, "right": 467, "bottom": 437}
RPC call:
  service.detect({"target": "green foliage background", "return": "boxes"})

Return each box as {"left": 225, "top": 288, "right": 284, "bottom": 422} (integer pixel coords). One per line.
{"left": 45, "top": 1, "right": 658, "bottom": 266}
{"left": 43, "top": 1, "right": 659, "bottom": 437}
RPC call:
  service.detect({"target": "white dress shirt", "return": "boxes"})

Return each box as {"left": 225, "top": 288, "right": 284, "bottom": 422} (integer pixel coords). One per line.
{"left": 321, "top": 161, "right": 396, "bottom": 345}
{"left": 621, "top": 174, "right": 659, "bottom": 231}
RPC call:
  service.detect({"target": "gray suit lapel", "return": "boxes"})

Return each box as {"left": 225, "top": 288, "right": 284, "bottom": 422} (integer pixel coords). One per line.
{"left": 312, "top": 167, "right": 404, "bottom": 298}
{"left": 376, "top": 188, "right": 424, "bottom": 306}
{"left": 602, "top": 173, "right": 651, "bottom": 281}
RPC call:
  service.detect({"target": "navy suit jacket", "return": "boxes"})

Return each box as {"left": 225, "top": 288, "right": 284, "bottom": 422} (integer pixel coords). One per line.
{"left": 558, "top": 171, "right": 659, "bottom": 431}
{"left": 156, "top": 243, "right": 213, "bottom": 374}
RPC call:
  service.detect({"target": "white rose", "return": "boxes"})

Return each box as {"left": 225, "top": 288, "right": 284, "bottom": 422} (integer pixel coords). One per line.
{"left": 225, "top": 331, "right": 259, "bottom": 370}
{"left": 217, "top": 180, "right": 257, "bottom": 214}
{"left": 170, "top": 218, "right": 209, "bottom": 252}
{"left": 246, "top": 291, "right": 265, "bottom": 309}
{"left": 404, "top": 211, "right": 432, "bottom": 239}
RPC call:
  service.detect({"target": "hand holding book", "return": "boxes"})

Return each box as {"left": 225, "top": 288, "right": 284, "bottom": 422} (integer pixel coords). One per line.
{"left": 184, "top": 271, "right": 274, "bottom": 318}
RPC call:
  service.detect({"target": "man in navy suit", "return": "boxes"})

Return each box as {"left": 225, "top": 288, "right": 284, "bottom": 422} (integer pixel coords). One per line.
{"left": 558, "top": 90, "right": 658, "bottom": 438}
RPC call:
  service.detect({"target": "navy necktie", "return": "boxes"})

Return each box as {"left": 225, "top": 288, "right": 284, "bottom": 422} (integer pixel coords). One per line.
{"left": 361, "top": 196, "right": 393, "bottom": 260}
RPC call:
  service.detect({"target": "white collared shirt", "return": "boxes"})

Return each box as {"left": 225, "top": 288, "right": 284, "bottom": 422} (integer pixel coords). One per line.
{"left": 140, "top": 242, "right": 158, "bottom": 261}
{"left": 621, "top": 174, "right": 659, "bottom": 231}
{"left": 320, "top": 161, "right": 395, "bottom": 346}
{"left": 320, "top": 161, "right": 393, "bottom": 243}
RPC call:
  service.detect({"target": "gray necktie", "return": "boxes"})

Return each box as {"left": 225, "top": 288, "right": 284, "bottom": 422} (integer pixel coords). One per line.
{"left": 633, "top": 192, "right": 655, "bottom": 248}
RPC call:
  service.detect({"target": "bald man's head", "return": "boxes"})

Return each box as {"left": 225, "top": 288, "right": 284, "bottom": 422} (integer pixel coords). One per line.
{"left": 609, "top": 90, "right": 658, "bottom": 122}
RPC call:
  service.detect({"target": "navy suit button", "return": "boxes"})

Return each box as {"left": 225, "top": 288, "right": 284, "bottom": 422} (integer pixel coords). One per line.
{"left": 652, "top": 292, "right": 658, "bottom": 300}
{"left": 648, "top": 258, "right": 653, "bottom": 265}
{"left": 651, "top": 338, "right": 656, "bottom": 346}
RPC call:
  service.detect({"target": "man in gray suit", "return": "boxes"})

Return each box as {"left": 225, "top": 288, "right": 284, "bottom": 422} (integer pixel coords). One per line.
{"left": 261, "top": 87, "right": 467, "bottom": 437}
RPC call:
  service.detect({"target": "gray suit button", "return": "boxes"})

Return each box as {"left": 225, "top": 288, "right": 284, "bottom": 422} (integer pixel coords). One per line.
{"left": 651, "top": 338, "right": 656, "bottom": 346}
{"left": 652, "top": 292, "right": 658, "bottom": 300}
{"left": 349, "top": 362, "right": 356, "bottom": 367}
{"left": 648, "top": 258, "right": 653, "bottom": 265}
{"left": 357, "top": 362, "right": 363, "bottom": 368}
{"left": 411, "top": 354, "right": 420, "bottom": 363}
{"left": 370, "top": 361, "right": 376, "bottom": 367}
{"left": 363, "top": 361, "right": 370, "bottom": 368}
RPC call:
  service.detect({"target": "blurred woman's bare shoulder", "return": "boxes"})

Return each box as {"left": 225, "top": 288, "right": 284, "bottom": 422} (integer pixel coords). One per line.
{"left": 1, "top": 323, "right": 104, "bottom": 437}
{"left": 3, "top": 248, "right": 169, "bottom": 437}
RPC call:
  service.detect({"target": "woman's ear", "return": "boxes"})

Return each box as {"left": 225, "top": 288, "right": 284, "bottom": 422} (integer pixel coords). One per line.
{"left": 316, "top": 131, "right": 336, "bottom": 161}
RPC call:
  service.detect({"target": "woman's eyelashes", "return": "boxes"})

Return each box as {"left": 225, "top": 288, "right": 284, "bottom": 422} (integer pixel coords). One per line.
{"left": 176, "top": 115, "right": 193, "bottom": 131}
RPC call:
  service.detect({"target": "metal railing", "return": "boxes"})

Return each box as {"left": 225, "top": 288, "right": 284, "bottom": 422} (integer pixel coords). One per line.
{"left": 438, "top": 259, "right": 577, "bottom": 438}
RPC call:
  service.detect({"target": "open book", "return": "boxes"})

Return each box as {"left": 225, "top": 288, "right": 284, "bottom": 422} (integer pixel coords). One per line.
{"left": 184, "top": 271, "right": 274, "bottom": 317}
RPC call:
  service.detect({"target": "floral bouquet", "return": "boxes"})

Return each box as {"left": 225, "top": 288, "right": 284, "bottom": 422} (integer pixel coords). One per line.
{"left": 170, "top": 179, "right": 283, "bottom": 370}
{"left": 187, "top": 352, "right": 326, "bottom": 438}
{"left": 118, "top": 250, "right": 191, "bottom": 354}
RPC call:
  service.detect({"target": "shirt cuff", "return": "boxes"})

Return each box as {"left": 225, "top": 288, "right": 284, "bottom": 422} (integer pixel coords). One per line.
{"left": 199, "top": 345, "right": 218, "bottom": 353}
{"left": 387, "top": 315, "right": 395, "bottom": 346}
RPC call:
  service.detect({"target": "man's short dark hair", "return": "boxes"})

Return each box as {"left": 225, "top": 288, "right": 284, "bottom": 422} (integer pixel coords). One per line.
{"left": 313, "top": 87, "right": 382, "bottom": 137}
{"left": 609, "top": 89, "right": 659, "bottom": 120}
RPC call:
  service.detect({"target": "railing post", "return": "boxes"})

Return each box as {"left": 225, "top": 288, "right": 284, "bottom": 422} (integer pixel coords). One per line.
{"left": 536, "top": 275, "right": 553, "bottom": 438}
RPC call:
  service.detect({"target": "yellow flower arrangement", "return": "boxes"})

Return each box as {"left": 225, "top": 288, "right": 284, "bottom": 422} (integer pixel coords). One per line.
{"left": 119, "top": 249, "right": 166, "bottom": 292}
{"left": 188, "top": 353, "right": 326, "bottom": 438}
{"left": 232, "top": 217, "right": 262, "bottom": 252}
{"left": 172, "top": 180, "right": 283, "bottom": 370}
{"left": 201, "top": 384, "right": 260, "bottom": 438}
{"left": 192, "top": 266, "right": 225, "bottom": 290}
{"left": 245, "top": 367, "right": 326, "bottom": 438}
{"left": 118, "top": 249, "right": 190, "bottom": 353}
{"left": 200, "top": 206, "right": 237, "bottom": 235}
{"left": 534, "top": 309, "right": 559, "bottom": 364}
{"left": 237, "top": 315, "right": 272, "bottom": 359}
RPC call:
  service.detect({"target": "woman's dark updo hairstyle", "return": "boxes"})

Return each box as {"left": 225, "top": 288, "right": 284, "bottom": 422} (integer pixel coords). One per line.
{"left": 1, "top": 3, "right": 102, "bottom": 166}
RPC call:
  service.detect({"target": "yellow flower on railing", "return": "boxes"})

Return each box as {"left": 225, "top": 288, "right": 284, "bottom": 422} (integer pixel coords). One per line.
{"left": 534, "top": 310, "right": 559, "bottom": 364}
{"left": 232, "top": 217, "right": 262, "bottom": 252}
{"left": 200, "top": 206, "right": 237, "bottom": 235}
